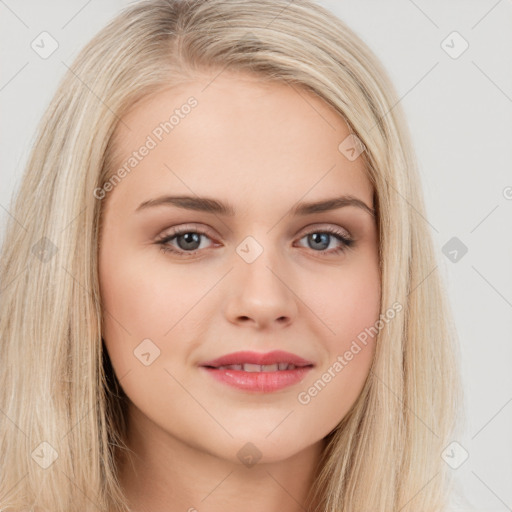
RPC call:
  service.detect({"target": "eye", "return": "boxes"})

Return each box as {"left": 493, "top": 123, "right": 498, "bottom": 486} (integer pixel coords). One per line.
{"left": 156, "top": 225, "right": 216, "bottom": 257}
{"left": 295, "top": 226, "right": 354, "bottom": 255}
{"left": 155, "top": 225, "right": 354, "bottom": 258}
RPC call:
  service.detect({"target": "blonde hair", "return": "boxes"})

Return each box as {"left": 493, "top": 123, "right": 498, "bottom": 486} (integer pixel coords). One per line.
{"left": 0, "top": 0, "right": 465, "bottom": 510}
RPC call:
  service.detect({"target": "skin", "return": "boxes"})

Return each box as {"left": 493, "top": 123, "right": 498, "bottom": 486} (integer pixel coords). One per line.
{"left": 98, "top": 70, "right": 381, "bottom": 512}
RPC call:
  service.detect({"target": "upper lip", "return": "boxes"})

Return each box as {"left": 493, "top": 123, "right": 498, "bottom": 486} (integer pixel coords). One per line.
{"left": 200, "top": 350, "right": 314, "bottom": 368}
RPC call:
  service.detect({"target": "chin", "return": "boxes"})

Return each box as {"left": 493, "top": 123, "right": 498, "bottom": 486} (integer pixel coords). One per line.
{"left": 219, "top": 432, "right": 318, "bottom": 466}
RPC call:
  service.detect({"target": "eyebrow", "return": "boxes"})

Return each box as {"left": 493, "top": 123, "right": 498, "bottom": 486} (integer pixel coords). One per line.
{"left": 135, "top": 194, "right": 375, "bottom": 217}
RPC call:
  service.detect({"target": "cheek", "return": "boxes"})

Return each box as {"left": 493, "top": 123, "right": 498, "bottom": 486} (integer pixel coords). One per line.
{"left": 98, "top": 248, "right": 172, "bottom": 375}
{"left": 99, "top": 250, "right": 206, "bottom": 339}
{"left": 99, "top": 247, "right": 220, "bottom": 389}
{"left": 294, "top": 256, "right": 380, "bottom": 428}
{"left": 98, "top": 251, "right": 203, "bottom": 415}
{"left": 332, "top": 256, "right": 380, "bottom": 372}
{"left": 315, "top": 250, "right": 381, "bottom": 347}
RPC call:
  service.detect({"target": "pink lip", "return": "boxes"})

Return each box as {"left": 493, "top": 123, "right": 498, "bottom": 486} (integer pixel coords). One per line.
{"left": 200, "top": 350, "right": 314, "bottom": 368}
{"left": 199, "top": 350, "right": 314, "bottom": 393}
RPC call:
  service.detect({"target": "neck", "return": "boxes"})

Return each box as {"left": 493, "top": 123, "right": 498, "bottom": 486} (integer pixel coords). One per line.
{"left": 117, "top": 405, "right": 326, "bottom": 512}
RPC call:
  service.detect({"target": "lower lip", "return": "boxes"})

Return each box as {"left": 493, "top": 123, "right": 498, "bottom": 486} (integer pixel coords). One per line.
{"left": 200, "top": 366, "right": 313, "bottom": 392}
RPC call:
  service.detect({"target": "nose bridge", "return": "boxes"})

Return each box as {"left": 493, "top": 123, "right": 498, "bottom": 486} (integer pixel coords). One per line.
{"left": 236, "top": 233, "right": 287, "bottom": 297}
{"left": 224, "top": 232, "right": 298, "bottom": 326}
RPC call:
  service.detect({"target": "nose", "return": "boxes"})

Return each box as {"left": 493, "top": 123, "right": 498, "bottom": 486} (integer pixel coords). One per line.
{"left": 223, "top": 250, "right": 299, "bottom": 329}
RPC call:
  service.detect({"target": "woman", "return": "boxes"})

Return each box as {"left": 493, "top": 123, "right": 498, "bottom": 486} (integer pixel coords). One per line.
{"left": 0, "top": 0, "right": 465, "bottom": 510}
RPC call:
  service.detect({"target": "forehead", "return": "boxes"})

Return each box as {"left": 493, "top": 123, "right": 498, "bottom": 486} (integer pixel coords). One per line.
{"left": 105, "top": 71, "right": 372, "bottom": 213}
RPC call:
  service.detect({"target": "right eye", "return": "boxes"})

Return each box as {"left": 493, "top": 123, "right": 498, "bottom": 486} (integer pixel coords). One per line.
{"left": 156, "top": 227, "right": 217, "bottom": 257}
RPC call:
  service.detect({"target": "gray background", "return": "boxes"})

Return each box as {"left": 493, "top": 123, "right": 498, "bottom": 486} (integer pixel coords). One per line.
{"left": 1, "top": 1, "right": 511, "bottom": 510}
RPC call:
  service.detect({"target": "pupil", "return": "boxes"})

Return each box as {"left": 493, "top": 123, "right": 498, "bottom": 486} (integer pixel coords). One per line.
{"left": 310, "top": 233, "right": 329, "bottom": 250}
{"left": 179, "top": 233, "right": 200, "bottom": 250}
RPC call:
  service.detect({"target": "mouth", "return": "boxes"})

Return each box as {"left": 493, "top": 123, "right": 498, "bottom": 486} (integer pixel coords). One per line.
{"left": 200, "top": 349, "right": 314, "bottom": 368}
{"left": 205, "top": 362, "right": 309, "bottom": 372}
{"left": 199, "top": 350, "right": 314, "bottom": 392}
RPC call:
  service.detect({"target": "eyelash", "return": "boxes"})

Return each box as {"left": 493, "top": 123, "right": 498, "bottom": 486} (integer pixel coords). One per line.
{"left": 156, "top": 225, "right": 354, "bottom": 258}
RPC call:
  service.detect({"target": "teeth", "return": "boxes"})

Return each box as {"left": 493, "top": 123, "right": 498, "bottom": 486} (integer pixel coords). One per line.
{"left": 216, "top": 363, "right": 298, "bottom": 372}
{"left": 217, "top": 364, "right": 243, "bottom": 370}
{"left": 243, "top": 363, "right": 262, "bottom": 372}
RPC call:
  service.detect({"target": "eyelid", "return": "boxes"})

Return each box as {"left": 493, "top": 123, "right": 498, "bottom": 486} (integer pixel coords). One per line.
{"left": 156, "top": 223, "right": 217, "bottom": 241}
{"left": 296, "top": 222, "right": 352, "bottom": 239}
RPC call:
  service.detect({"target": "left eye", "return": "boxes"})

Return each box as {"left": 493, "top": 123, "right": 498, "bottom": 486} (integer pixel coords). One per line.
{"left": 156, "top": 226, "right": 354, "bottom": 257}
{"left": 296, "top": 230, "right": 353, "bottom": 254}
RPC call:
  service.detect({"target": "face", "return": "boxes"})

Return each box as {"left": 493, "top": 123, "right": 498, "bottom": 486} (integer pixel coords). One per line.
{"left": 98, "top": 70, "right": 381, "bottom": 466}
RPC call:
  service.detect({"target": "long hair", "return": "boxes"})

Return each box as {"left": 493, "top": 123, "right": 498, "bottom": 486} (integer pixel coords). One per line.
{"left": 0, "top": 1, "right": 465, "bottom": 510}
